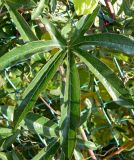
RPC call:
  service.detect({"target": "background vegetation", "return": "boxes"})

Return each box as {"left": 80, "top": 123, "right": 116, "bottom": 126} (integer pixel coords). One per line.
{"left": 0, "top": 0, "right": 134, "bottom": 159}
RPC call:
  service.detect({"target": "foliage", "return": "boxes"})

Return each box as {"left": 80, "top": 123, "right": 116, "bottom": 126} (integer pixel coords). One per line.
{"left": 0, "top": 0, "right": 134, "bottom": 159}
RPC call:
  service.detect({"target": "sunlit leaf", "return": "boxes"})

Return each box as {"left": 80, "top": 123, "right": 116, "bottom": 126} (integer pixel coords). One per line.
{"left": 31, "top": 0, "right": 45, "bottom": 20}
{"left": 74, "top": 49, "right": 134, "bottom": 108}
{"left": 71, "top": 5, "right": 100, "bottom": 42}
{"left": 14, "top": 50, "right": 66, "bottom": 129}
{"left": 5, "top": 1, "right": 37, "bottom": 41}
{"left": 24, "top": 112, "right": 59, "bottom": 137}
{"left": 72, "top": 33, "right": 134, "bottom": 55}
{"left": 73, "top": 0, "right": 99, "bottom": 15}
{"left": 0, "top": 40, "right": 60, "bottom": 72}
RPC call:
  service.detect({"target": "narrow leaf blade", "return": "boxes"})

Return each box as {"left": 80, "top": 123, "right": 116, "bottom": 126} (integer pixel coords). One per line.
{"left": 0, "top": 40, "right": 60, "bottom": 71}
{"left": 40, "top": 17, "right": 66, "bottom": 45}
{"left": 73, "top": 33, "right": 134, "bottom": 55}
{"left": 24, "top": 112, "right": 59, "bottom": 137}
{"left": 31, "top": 0, "right": 45, "bottom": 20}
{"left": 60, "top": 53, "right": 80, "bottom": 159}
{"left": 5, "top": 1, "right": 37, "bottom": 41}
{"left": 32, "top": 139, "right": 59, "bottom": 160}
{"left": 71, "top": 5, "right": 100, "bottom": 42}
{"left": 74, "top": 49, "right": 134, "bottom": 108}
{"left": 14, "top": 50, "right": 66, "bottom": 129}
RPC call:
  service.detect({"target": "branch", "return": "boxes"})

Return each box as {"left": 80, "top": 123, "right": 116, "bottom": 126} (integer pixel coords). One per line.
{"left": 104, "top": 0, "right": 115, "bottom": 19}
{"left": 80, "top": 127, "right": 97, "bottom": 160}
{"left": 104, "top": 141, "right": 134, "bottom": 160}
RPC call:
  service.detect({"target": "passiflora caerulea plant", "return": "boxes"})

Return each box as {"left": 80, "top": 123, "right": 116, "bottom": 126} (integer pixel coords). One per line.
{"left": 0, "top": 0, "right": 134, "bottom": 159}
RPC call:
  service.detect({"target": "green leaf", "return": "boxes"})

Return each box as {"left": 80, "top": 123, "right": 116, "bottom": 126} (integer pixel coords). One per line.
{"left": 0, "top": 105, "right": 14, "bottom": 121}
{"left": 5, "top": 0, "right": 36, "bottom": 9}
{"left": 0, "top": 128, "right": 13, "bottom": 139}
{"left": 123, "top": 0, "right": 134, "bottom": 17}
{"left": 0, "top": 40, "right": 60, "bottom": 71}
{"left": 73, "top": 0, "right": 99, "bottom": 15}
{"left": 14, "top": 50, "right": 66, "bottom": 129}
{"left": 23, "top": 112, "right": 59, "bottom": 137}
{"left": 0, "top": 130, "right": 20, "bottom": 151}
{"left": 50, "top": 0, "right": 57, "bottom": 13}
{"left": 5, "top": 1, "right": 37, "bottom": 41}
{"left": 72, "top": 33, "right": 134, "bottom": 55}
{"left": 40, "top": 17, "right": 66, "bottom": 45}
{"left": 80, "top": 98, "right": 92, "bottom": 126}
{"left": 74, "top": 149, "right": 84, "bottom": 160}
{"left": 31, "top": 0, "right": 45, "bottom": 20}
{"left": 71, "top": 5, "right": 100, "bottom": 42}
{"left": 0, "top": 152, "right": 12, "bottom": 160}
{"left": 60, "top": 53, "right": 80, "bottom": 159}
{"left": 32, "top": 139, "right": 59, "bottom": 160}
{"left": 74, "top": 49, "right": 134, "bottom": 108}
{"left": 11, "top": 150, "right": 23, "bottom": 160}
{"left": 76, "top": 138, "right": 97, "bottom": 150}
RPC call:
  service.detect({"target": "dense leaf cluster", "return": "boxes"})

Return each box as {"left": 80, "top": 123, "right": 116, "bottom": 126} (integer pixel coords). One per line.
{"left": 0, "top": 0, "right": 134, "bottom": 159}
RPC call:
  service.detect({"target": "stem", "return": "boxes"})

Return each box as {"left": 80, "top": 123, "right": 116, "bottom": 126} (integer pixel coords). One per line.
{"left": 24, "top": 74, "right": 60, "bottom": 115}
{"left": 104, "top": 0, "right": 115, "bottom": 19}
{"left": 104, "top": 141, "right": 134, "bottom": 160}
{"left": 80, "top": 127, "right": 97, "bottom": 160}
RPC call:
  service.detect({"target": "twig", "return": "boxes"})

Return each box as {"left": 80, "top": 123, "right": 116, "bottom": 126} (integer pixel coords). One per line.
{"left": 59, "top": 65, "right": 66, "bottom": 82}
{"left": 104, "top": 141, "right": 134, "bottom": 160}
{"left": 35, "top": 19, "right": 47, "bottom": 33}
{"left": 24, "top": 74, "right": 60, "bottom": 115}
{"left": 104, "top": 0, "right": 115, "bottom": 19}
{"left": 80, "top": 127, "right": 97, "bottom": 160}
{"left": 39, "top": 95, "right": 60, "bottom": 115}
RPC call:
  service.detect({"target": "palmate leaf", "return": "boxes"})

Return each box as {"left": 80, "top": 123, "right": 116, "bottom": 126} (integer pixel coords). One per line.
{"left": 74, "top": 49, "right": 134, "bottom": 108}
{"left": 0, "top": 40, "right": 60, "bottom": 71}
{"left": 14, "top": 50, "right": 66, "bottom": 129}
{"left": 23, "top": 112, "right": 59, "bottom": 137}
{"left": 5, "top": 1, "right": 37, "bottom": 41}
{"left": 60, "top": 53, "right": 80, "bottom": 159}
{"left": 72, "top": 33, "right": 134, "bottom": 55}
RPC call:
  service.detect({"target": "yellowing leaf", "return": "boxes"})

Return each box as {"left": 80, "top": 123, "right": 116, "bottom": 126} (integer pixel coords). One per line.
{"left": 81, "top": 92, "right": 100, "bottom": 109}
{"left": 41, "top": 32, "right": 51, "bottom": 40}
{"left": 73, "top": 0, "right": 99, "bottom": 15}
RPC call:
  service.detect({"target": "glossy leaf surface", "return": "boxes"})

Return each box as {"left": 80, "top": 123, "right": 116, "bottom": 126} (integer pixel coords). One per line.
{"left": 74, "top": 49, "right": 134, "bottom": 108}
{"left": 71, "top": 5, "right": 100, "bottom": 42}
{"left": 72, "top": 33, "right": 134, "bottom": 55}
{"left": 5, "top": 1, "right": 37, "bottom": 41}
{"left": 0, "top": 40, "right": 60, "bottom": 71}
{"left": 24, "top": 112, "right": 59, "bottom": 137}
{"left": 60, "top": 53, "right": 80, "bottom": 159}
{"left": 14, "top": 50, "right": 66, "bottom": 129}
